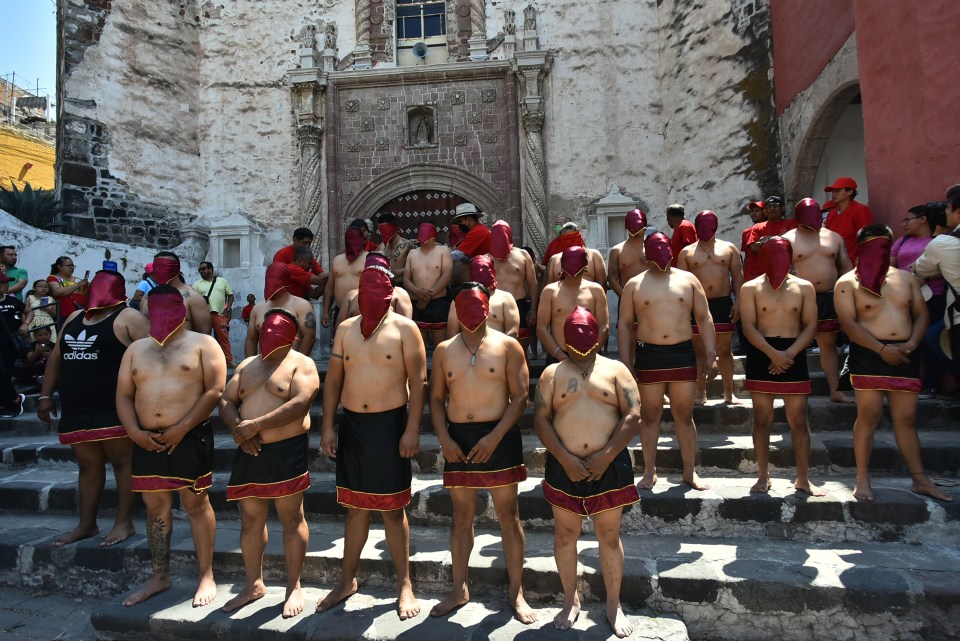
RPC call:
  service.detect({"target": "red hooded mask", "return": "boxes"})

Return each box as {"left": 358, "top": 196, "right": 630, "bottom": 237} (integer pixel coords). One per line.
{"left": 695, "top": 210, "right": 718, "bottom": 242}
{"left": 794, "top": 198, "right": 823, "bottom": 231}
{"left": 564, "top": 306, "right": 599, "bottom": 357}
{"left": 147, "top": 289, "right": 187, "bottom": 346}
{"left": 345, "top": 227, "right": 365, "bottom": 263}
{"left": 626, "top": 209, "right": 647, "bottom": 237}
{"left": 418, "top": 222, "right": 438, "bottom": 245}
{"left": 644, "top": 232, "right": 672, "bottom": 272}
{"left": 358, "top": 262, "right": 394, "bottom": 339}
{"left": 260, "top": 310, "right": 298, "bottom": 360}
{"left": 455, "top": 287, "right": 489, "bottom": 333}
{"left": 85, "top": 270, "right": 127, "bottom": 318}
{"left": 152, "top": 256, "right": 180, "bottom": 285}
{"left": 469, "top": 254, "right": 498, "bottom": 291}
{"left": 364, "top": 252, "right": 394, "bottom": 276}
{"left": 490, "top": 220, "right": 513, "bottom": 259}
{"left": 378, "top": 222, "right": 398, "bottom": 244}
{"left": 448, "top": 223, "right": 465, "bottom": 248}
{"left": 560, "top": 246, "right": 588, "bottom": 279}
{"left": 856, "top": 235, "right": 892, "bottom": 296}
{"left": 264, "top": 262, "right": 291, "bottom": 300}
{"left": 759, "top": 237, "right": 792, "bottom": 290}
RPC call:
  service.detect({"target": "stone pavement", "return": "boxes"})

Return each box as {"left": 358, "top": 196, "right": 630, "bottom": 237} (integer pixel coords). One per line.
{"left": 0, "top": 585, "right": 104, "bottom": 641}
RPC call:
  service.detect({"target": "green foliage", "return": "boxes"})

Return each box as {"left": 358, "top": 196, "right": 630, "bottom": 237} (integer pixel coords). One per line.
{"left": 0, "top": 182, "right": 63, "bottom": 229}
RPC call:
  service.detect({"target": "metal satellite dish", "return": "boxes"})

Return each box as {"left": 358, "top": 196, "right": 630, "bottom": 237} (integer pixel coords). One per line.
{"left": 412, "top": 42, "right": 429, "bottom": 59}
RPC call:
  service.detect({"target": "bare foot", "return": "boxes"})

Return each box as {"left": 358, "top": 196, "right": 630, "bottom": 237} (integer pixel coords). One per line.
{"left": 101, "top": 522, "right": 135, "bottom": 547}
{"left": 724, "top": 394, "right": 742, "bottom": 406}
{"left": 397, "top": 584, "right": 420, "bottom": 620}
{"left": 316, "top": 578, "right": 358, "bottom": 612}
{"left": 511, "top": 590, "right": 538, "bottom": 624}
{"left": 694, "top": 392, "right": 707, "bottom": 406}
{"left": 222, "top": 580, "right": 266, "bottom": 613}
{"left": 553, "top": 597, "right": 580, "bottom": 631}
{"left": 684, "top": 473, "right": 709, "bottom": 491}
{"left": 638, "top": 471, "right": 658, "bottom": 491}
{"left": 795, "top": 479, "right": 826, "bottom": 497}
{"left": 283, "top": 585, "right": 304, "bottom": 618}
{"left": 912, "top": 475, "right": 955, "bottom": 502}
{"left": 607, "top": 602, "right": 634, "bottom": 638}
{"left": 123, "top": 574, "right": 171, "bottom": 607}
{"left": 54, "top": 525, "right": 99, "bottom": 548}
{"left": 429, "top": 585, "right": 469, "bottom": 618}
{"left": 193, "top": 576, "right": 217, "bottom": 607}
{"left": 830, "top": 392, "right": 855, "bottom": 404}
{"left": 853, "top": 482, "right": 874, "bottom": 501}
{"left": 750, "top": 478, "right": 771, "bottom": 494}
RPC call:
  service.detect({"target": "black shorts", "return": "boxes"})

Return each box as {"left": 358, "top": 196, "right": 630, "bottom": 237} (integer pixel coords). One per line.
{"left": 634, "top": 340, "right": 697, "bottom": 385}
{"left": 336, "top": 407, "right": 412, "bottom": 510}
{"left": 542, "top": 449, "right": 639, "bottom": 516}
{"left": 413, "top": 296, "right": 450, "bottom": 331}
{"left": 744, "top": 336, "right": 811, "bottom": 395}
{"left": 131, "top": 421, "right": 214, "bottom": 494}
{"left": 227, "top": 433, "right": 310, "bottom": 500}
{"left": 516, "top": 297, "right": 532, "bottom": 339}
{"left": 443, "top": 421, "right": 526, "bottom": 488}
{"left": 58, "top": 408, "right": 127, "bottom": 446}
{"left": 816, "top": 291, "right": 840, "bottom": 333}
{"left": 848, "top": 342, "right": 921, "bottom": 393}
{"left": 693, "top": 295, "right": 735, "bottom": 334}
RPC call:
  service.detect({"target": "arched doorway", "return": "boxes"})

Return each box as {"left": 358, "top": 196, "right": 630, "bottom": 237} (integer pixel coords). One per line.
{"left": 374, "top": 190, "right": 466, "bottom": 245}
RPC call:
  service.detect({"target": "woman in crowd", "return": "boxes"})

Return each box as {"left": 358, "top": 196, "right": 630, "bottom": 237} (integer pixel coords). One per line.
{"left": 46, "top": 256, "right": 88, "bottom": 327}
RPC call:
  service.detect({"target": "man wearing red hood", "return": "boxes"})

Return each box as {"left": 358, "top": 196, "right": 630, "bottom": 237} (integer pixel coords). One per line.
{"left": 245, "top": 263, "right": 317, "bottom": 358}
{"left": 139, "top": 251, "right": 212, "bottom": 335}
{"left": 741, "top": 196, "right": 797, "bottom": 281}
{"left": 322, "top": 227, "right": 368, "bottom": 328}
{"left": 336, "top": 253, "right": 414, "bottom": 329}
{"left": 608, "top": 209, "right": 650, "bottom": 299}
{"left": 739, "top": 237, "right": 822, "bottom": 496}
{"left": 319, "top": 258, "right": 427, "bottom": 619}
{"left": 490, "top": 220, "right": 539, "bottom": 352}
{"left": 824, "top": 177, "right": 873, "bottom": 262}
{"left": 834, "top": 225, "right": 952, "bottom": 503}
{"left": 36, "top": 270, "right": 150, "bottom": 549}
{"left": 450, "top": 203, "right": 491, "bottom": 258}
{"left": 221, "top": 308, "right": 320, "bottom": 619}
{"left": 404, "top": 220, "right": 453, "bottom": 346}
{"left": 618, "top": 232, "right": 711, "bottom": 491}
{"left": 544, "top": 223, "right": 606, "bottom": 286}
{"left": 118, "top": 285, "right": 227, "bottom": 608}
{"left": 446, "top": 255, "right": 519, "bottom": 338}
{"left": 376, "top": 213, "right": 416, "bottom": 283}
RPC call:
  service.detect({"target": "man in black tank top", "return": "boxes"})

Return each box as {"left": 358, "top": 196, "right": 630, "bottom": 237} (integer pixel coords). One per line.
{"left": 37, "top": 270, "right": 149, "bottom": 548}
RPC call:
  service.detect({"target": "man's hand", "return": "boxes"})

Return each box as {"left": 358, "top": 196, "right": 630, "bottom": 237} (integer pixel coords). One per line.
{"left": 561, "top": 455, "right": 590, "bottom": 482}
{"left": 155, "top": 425, "right": 188, "bottom": 455}
{"left": 526, "top": 310, "right": 537, "bottom": 326}
{"left": 399, "top": 429, "right": 419, "bottom": 458}
{"left": 239, "top": 436, "right": 262, "bottom": 456}
{"left": 36, "top": 398, "right": 58, "bottom": 424}
{"left": 879, "top": 344, "right": 910, "bottom": 366}
{"left": 321, "top": 429, "right": 337, "bottom": 458}
{"left": 582, "top": 451, "right": 612, "bottom": 480}
{"left": 468, "top": 433, "right": 501, "bottom": 465}
{"left": 129, "top": 428, "right": 165, "bottom": 453}
{"left": 439, "top": 436, "right": 467, "bottom": 463}
{"left": 233, "top": 419, "right": 260, "bottom": 444}
{"left": 321, "top": 312, "right": 330, "bottom": 328}
{"left": 768, "top": 350, "right": 793, "bottom": 373}
{"left": 730, "top": 301, "right": 741, "bottom": 323}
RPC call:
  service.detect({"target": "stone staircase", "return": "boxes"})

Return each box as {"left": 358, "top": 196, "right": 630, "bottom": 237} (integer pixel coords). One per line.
{"left": 0, "top": 352, "right": 958, "bottom": 641}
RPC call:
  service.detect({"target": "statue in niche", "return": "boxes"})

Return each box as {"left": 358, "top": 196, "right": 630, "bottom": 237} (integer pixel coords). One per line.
{"left": 504, "top": 9, "right": 516, "bottom": 36}
{"left": 300, "top": 24, "right": 317, "bottom": 50}
{"left": 408, "top": 107, "right": 434, "bottom": 147}
{"left": 323, "top": 23, "right": 337, "bottom": 50}
{"left": 523, "top": 5, "right": 537, "bottom": 31}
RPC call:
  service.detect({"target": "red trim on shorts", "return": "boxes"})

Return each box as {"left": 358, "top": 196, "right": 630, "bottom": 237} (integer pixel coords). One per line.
{"left": 542, "top": 481, "right": 640, "bottom": 516}
{"left": 58, "top": 425, "right": 127, "bottom": 445}
{"left": 443, "top": 465, "right": 527, "bottom": 489}
{"left": 517, "top": 327, "right": 531, "bottom": 340}
{"left": 336, "top": 486, "right": 411, "bottom": 511}
{"left": 635, "top": 366, "right": 697, "bottom": 384}
{"left": 415, "top": 321, "right": 447, "bottom": 331}
{"left": 227, "top": 471, "right": 311, "bottom": 501}
{"left": 745, "top": 379, "right": 812, "bottom": 395}
{"left": 131, "top": 471, "right": 213, "bottom": 493}
{"left": 851, "top": 375, "right": 921, "bottom": 394}
{"left": 817, "top": 319, "right": 840, "bottom": 333}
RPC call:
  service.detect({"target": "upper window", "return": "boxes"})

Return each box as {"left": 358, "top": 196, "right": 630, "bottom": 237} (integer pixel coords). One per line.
{"left": 397, "top": 0, "right": 446, "bottom": 40}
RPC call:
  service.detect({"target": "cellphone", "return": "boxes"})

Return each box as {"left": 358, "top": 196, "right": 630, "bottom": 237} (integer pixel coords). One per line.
{"left": 83, "top": 270, "right": 90, "bottom": 280}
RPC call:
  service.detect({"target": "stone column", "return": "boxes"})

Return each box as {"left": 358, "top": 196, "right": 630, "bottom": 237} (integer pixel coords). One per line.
{"left": 503, "top": 9, "right": 517, "bottom": 59}
{"left": 298, "top": 124, "right": 325, "bottom": 252}
{"left": 354, "top": 0, "right": 372, "bottom": 68}
{"left": 513, "top": 50, "right": 552, "bottom": 255}
{"left": 468, "top": 0, "right": 487, "bottom": 60}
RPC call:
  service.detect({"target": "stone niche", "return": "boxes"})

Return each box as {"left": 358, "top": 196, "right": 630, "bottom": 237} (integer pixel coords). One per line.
{"left": 406, "top": 105, "right": 437, "bottom": 148}
{"left": 204, "top": 211, "right": 264, "bottom": 279}
{"left": 587, "top": 184, "right": 640, "bottom": 257}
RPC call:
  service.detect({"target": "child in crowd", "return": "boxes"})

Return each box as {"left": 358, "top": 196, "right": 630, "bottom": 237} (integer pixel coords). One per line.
{"left": 25, "top": 280, "right": 58, "bottom": 342}
{"left": 15, "top": 326, "right": 54, "bottom": 382}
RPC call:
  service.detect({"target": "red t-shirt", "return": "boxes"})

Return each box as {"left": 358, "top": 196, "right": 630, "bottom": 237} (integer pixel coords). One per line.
{"left": 47, "top": 275, "right": 87, "bottom": 319}
{"left": 824, "top": 200, "right": 873, "bottom": 261}
{"left": 670, "top": 220, "right": 698, "bottom": 267}
{"left": 272, "top": 245, "right": 323, "bottom": 275}
{"left": 241, "top": 303, "right": 254, "bottom": 322}
{"left": 286, "top": 263, "right": 314, "bottom": 298}
{"left": 741, "top": 218, "right": 798, "bottom": 281}
{"left": 542, "top": 232, "right": 586, "bottom": 266}
{"left": 458, "top": 224, "right": 492, "bottom": 258}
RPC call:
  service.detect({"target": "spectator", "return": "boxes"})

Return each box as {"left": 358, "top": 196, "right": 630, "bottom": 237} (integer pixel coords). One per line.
{"left": 289, "top": 246, "right": 326, "bottom": 300}
{"left": 740, "top": 200, "right": 767, "bottom": 281}
{"left": 450, "top": 203, "right": 491, "bottom": 258}
{"left": 193, "top": 261, "right": 236, "bottom": 367}
{"left": 376, "top": 212, "right": 416, "bottom": 282}
{"left": 741, "top": 196, "right": 797, "bottom": 280}
{"left": 273, "top": 227, "right": 324, "bottom": 276}
{"left": 666, "top": 204, "right": 698, "bottom": 267}
{"left": 0, "top": 272, "right": 32, "bottom": 417}
{"left": 25, "top": 280, "right": 58, "bottom": 342}
{"left": 47, "top": 256, "right": 88, "bottom": 325}
{"left": 14, "top": 326, "right": 53, "bottom": 383}
{"left": 541, "top": 215, "right": 584, "bottom": 266}
{"left": 0, "top": 246, "right": 28, "bottom": 301}
{"left": 823, "top": 177, "right": 874, "bottom": 261}
{"left": 241, "top": 294, "right": 256, "bottom": 324}
{"left": 349, "top": 218, "right": 380, "bottom": 253}
{"left": 130, "top": 263, "right": 157, "bottom": 311}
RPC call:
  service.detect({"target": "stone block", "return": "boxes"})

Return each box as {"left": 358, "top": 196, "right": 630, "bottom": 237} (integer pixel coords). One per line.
{"left": 61, "top": 162, "right": 98, "bottom": 187}
{"left": 718, "top": 495, "right": 781, "bottom": 522}
{"left": 839, "top": 566, "right": 912, "bottom": 615}
{"left": 791, "top": 497, "right": 844, "bottom": 523}
{"left": 848, "top": 489, "right": 928, "bottom": 524}
{"left": 641, "top": 490, "right": 701, "bottom": 521}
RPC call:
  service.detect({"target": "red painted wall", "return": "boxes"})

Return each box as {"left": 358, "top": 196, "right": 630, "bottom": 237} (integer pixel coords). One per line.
{"left": 771, "top": 0, "right": 855, "bottom": 114}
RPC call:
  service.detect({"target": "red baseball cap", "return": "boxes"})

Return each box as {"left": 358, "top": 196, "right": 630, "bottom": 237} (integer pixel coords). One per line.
{"left": 824, "top": 177, "right": 857, "bottom": 192}
{"left": 747, "top": 201, "right": 765, "bottom": 210}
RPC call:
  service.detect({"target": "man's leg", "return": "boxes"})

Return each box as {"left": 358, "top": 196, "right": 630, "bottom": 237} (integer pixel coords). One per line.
{"left": 430, "top": 487, "right": 476, "bottom": 617}
{"left": 317, "top": 508, "right": 370, "bottom": 611}
{"left": 852, "top": 389, "right": 884, "bottom": 501}
{"left": 749, "top": 392, "right": 775, "bottom": 493}
{"left": 489, "top": 485, "right": 537, "bottom": 623}
{"left": 55, "top": 441, "right": 106, "bottom": 546}
{"left": 212, "top": 313, "right": 234, "bottom": 364}
{"left": 551, "top": 507, "right": 583, "bottom": 631}
{"left": 691, "top": 334, "right": 709, "bottom": 405}
{"left": 592, "top": 508, "right": 633, "bottom": 639}
{"left": 274, "top": 492, "right": 310, "bottom": 617}
{"left": 668, "top": 381, "right": 708, "bottom": 490}
{"left": 717, "top": 332, "right": 740, "bottom": 405}
{"left": 179, "top": 488, "right": 218, "bottom": 607}
{"left": 887, "top": 391, "right": 953, "bottom": 502}
{"left": 101, "top": 438, "right": 136, "bottom": 546}
{"left": 381, "top": 508, "right": 420, "bottom": 620}
{"left": 637, "top": 382, "right": 666, "bottom": 489}
{"left": 123, "top": 491, "right": 175, "bottom": 606}
{"left": 783, "top": 395, "right": 824, "bottom": 496}
{"left": 222, "top": 497, "right": 270, "bottom": 613}
{"left": 819, "top": 332, "right": 852, "bottom": 403}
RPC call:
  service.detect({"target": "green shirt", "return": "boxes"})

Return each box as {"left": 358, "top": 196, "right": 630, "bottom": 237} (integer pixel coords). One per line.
{"left": 4, "top": 266, "right": 28, "bottom": 301}
{"left": 192, "top": 276, "right": 234, "bottom": 313}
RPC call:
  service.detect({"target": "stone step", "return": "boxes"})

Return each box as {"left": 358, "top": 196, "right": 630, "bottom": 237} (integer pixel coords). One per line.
{"left": 4, "top": 514, "right": 957, "bottom": 641}
{"left": 2, "top": 468, "right": 956, "bottom": 545}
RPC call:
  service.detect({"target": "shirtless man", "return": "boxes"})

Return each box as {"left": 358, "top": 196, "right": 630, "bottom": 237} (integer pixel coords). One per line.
{"left": 37, "top": 270, "right": 149, "bottom": 547}
{"left": 447, "top": 255, "right": 519, "bottom": 338}
{"left": 140, "top": 251, "right": 212, "bottom": 335}
{"left": 221, "top": 309, "right": 321, "bottom": 618}
{"left": 535, "top": 307, "right": 640, "bottom": 638}
{"left": 319, "top": 258, "right": 427, "bottom": 619}
{"left": 782, "top": 198, "right": 853, "bottom": 404}
{"left": 429, "top": 284, "right": 535, "bottom": 623}
{"left": 245, "top": 263, "right": 317, "bottom": 357}
{"left": 607, "top": 209, "right": 650, "bottom": 299}
{"left": 677, "top": 210, "right": 745, "bottom": 405}
{"left": 537, "top": 246, "right": 609, "bottom": 364}
{"left": 118, "top": 285, "right": 227, "bottom": 607}
{"left": 321, "top": 227, "right": 368, "bottom": 328}
{"left": 834, "top": 225, "right": 952, "bottom": 503}
{"left": 403, "top": 220, "right": 453, "bottom": 346}
{"left": 619, "top": 232, "right": 712, "bottom": 490}
{"left": 376, "top": 213, "right": 416, "bottom": 283}
{"left": 739, "top": 238, "right": 823, "bottom": 495}
{"left": 490, "top": 220, "right": 539, "bottom": 352}
{"left": 336, "top": 253, "right": 414, "bottom": 328}
{"left": 544, "top": 235, "right": 607, "bottom": 286}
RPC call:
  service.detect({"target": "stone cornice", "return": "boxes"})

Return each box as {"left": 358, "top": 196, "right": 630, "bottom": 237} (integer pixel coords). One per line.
{"left": 327, "top": 59, "right": 514, "bottom": 89}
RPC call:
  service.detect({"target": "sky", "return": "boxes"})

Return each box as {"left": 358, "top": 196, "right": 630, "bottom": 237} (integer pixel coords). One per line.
{"left": 0, "top": 0, "right": 58, "bottom": 99}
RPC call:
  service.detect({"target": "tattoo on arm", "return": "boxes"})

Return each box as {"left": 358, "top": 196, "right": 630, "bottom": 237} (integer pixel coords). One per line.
{"left": 567, "top": 378, "right": 578, "bottom": 393}
{"left": 330, "top": 352, "right": 343, "bottom": 359}
{"left": 304, "top": 312, "right": 316, "bottom": 329}
{"left": 147, "top": 517, "right": 170, "bottom": 573}
{"left": 623, "top": 385, "right": 638, "bottom": 410}
{"left": 534, "top": 385, "right": 547, "bottom": 411}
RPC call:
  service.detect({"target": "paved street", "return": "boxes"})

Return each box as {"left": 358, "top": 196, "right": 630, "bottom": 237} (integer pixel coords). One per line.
{"left": 0, "top": 586, "right": 105, "bottom": 641}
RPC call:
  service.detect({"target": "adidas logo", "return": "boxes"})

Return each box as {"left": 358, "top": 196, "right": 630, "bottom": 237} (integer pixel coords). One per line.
{"left": 63, "top": 330, "right": 99, "bottom": 360}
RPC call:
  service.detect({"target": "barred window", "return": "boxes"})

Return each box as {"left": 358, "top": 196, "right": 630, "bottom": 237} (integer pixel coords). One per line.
{"left": 397, "top": 0, "right": 446, "bottom": 40}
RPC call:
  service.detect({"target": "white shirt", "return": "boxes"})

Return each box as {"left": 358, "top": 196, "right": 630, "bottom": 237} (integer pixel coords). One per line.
{"left": 912, "top": 225, "right": 960, "bottom": 326}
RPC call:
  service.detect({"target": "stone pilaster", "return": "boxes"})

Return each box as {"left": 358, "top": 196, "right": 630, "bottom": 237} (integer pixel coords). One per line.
{"left": 354, "top": 0, "right": 372, "bottom": 68}
{"left": 512, "top": 50, "right": 552, "bottom": 255}
{"left": 468, "top": 0, "right": 487, "bottom": 60}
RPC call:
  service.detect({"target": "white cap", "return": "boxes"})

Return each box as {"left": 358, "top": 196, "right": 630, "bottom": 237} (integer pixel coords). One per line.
{"left": 452, "top": 203, "right": 480, "bottom": 220}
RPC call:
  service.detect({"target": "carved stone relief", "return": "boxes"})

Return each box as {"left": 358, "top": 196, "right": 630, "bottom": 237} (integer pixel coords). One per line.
{"left": 467, "top": 110, "right": 482, "bottom": 124}
{"left": 345, "top": 99, "right": 361, "bottom": 112}
{"left": 453, "top": 132, "right": 468, "bottom": 146}
{"left": 376, "top": 137, "right": 390, "bottom": 150}
{"left": 481, "top": 131, "right": 498, "bottom": 144}
{"left": 360, "top": 116, "right": 375, "bottom": 131}
{"left": 451, "top": 91, "right": 465, "bottom": 105}
{"left": 346, "top": 168, "right": 362, "bottom": 181}
{"left": 481, "top": 88, "right": 497, "bottom": 103}
{"left": 483, "top": 158, "right": 500, "bottom": 172}
{"left": 346, "top": 140, "right": 362, "bottom": 152}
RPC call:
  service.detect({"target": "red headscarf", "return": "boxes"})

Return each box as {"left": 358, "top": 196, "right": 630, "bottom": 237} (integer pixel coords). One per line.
{"left": 626, "top": 209, "right": 647, "bottom": 237}
{"left": 147, "top": 289, "right": 187, "bottom": 346}
{"left": 644, "top": 232, "right": 672, "bottom": 272}
{"left": 469, "top": 255, "right": 498, "bottom": 291}
{"left": 378, "top": 222, "right": 398, "bottom": 244}
{"left": 560, "top": 246, "right": 588, "bottom": 279}
{"left": 543, "top": 230, "right": 586, "bottom": 265}
{"left": 794, "top": 198, "right": 823, "bottom": 231}
{"left": 358, "top": 261, "right": 394, "bottom": 339}
{"left": 695, "top": 210, "right": 718, "bottom": 242}
{"left": 345, "top": 227, "right": 365, "bottom": 263}
{"left": 564, "top": 306, "right": 599, "bottom": 357}
{"left": 759, "top": 237, "right": 792, "bottom": 290}
{"left": 418, "top": 221, "right": 438, "bottom": 245}
{"left": 84, "top": 270, "right": 127, "bottom": 318}
{"left": 152, "top": 256, "right": 180, "bottom": 285}
{"left": 448, "top": 223, "right": 465, "bottom": 248}
{"left": 855, "top": 235, "right": 892, "bottom": 296}
{"left": 490, "top": 220, "right": 513, "bottom": 259}
{"left": 264, "top": 263, "right": 290, "bottom": 300}
{"left": 454, "top": 288, "right": 489, "bottom": 333}
{"left": 260, "top": 310, "right": 298, "bottom": 360}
